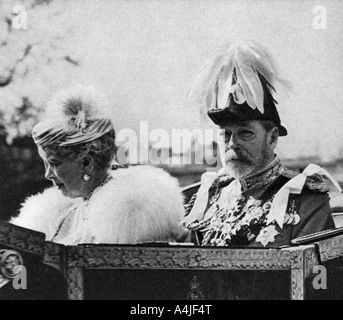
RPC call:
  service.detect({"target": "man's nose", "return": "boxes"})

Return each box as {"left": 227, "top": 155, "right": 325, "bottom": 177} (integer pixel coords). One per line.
{"left": 227, "top": 133, "right": 238, "bottom": 149}
{"left": 44, "top": 165, "right": 55, "bottom": 180}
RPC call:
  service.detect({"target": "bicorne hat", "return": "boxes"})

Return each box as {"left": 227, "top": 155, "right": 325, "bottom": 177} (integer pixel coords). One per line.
{"left": 190, "top": 42, "right": 290, "bottom": 136}
{"left": 208, "top": 67, "right": 287, "bottom": 136}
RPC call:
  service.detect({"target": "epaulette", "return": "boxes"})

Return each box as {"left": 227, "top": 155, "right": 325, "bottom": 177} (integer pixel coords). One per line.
{"left": 304, "top": 174, "right": 330, "bottom": 193}
{"left": 280, "top": 166, "right": 330, "bottom": 193}
{"left": 282, "top": 173, "right": 329, "bottom": 223}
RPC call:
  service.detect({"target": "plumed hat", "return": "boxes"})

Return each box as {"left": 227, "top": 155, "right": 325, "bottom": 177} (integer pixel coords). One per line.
{"left": 188, "top": 41, "right": 290, "bottom": 136}
{"left": 32, "top": 85, "right": 114, "bottom": 147}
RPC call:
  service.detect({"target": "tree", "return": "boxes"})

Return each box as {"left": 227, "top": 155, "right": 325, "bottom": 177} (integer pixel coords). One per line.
{"left": 0, "top": 0, "right": 80, "bottom": 143}
{"left": 0, "top": 0, "right": 80, "bottom": 219}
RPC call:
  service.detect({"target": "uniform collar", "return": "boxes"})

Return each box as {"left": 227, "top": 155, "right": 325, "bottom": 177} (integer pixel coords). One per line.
{"left": 238, "top": 156, "right": 282, "bottom": 192}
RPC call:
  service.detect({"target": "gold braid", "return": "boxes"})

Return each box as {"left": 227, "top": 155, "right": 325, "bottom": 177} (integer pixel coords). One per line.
{"left": 184, "top": 193, "right": 197, "bottom": 217}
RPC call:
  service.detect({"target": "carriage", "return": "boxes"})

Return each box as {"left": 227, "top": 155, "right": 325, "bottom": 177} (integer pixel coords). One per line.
{"left": 1, "top": 215, "right": 343, "bottom": 300}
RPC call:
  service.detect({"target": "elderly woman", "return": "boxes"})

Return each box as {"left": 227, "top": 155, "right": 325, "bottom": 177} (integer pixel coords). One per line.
{"left": 11, "top": 86, "right": 186, "bottom": 245}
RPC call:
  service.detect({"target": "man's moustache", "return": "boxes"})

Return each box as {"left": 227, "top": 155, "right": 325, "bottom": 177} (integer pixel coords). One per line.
{"left": 225, "top": 150, "right": 250, "bottom": 162}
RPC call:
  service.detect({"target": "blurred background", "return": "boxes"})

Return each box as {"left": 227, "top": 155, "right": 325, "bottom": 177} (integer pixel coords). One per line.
{"left": 1, "top": 0, "right": 343, "bottom": 220}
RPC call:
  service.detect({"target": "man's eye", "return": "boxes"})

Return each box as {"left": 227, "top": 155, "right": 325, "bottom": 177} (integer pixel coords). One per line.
{"left": 240, "top": 131, "right": 254, "bottom": 138}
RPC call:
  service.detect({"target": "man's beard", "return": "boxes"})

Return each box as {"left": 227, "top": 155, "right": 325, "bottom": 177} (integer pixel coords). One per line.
{"left": 223, "top": 148, "right": 270, "bottom": 179}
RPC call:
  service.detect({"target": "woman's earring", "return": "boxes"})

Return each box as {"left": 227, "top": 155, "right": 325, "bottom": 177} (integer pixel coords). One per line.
{"left": 83, "top": 174, "right": 90, "bottom": 182}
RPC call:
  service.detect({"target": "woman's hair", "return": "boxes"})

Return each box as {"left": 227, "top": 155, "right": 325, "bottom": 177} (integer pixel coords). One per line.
{"left": 43, "top": 129, "right": 117, "bottom": 170}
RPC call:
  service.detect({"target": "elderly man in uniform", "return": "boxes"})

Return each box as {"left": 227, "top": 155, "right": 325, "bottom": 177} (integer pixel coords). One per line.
{"left": 180, "top": 42, "right": 342, "bottom": 299}
{"left": 182, "top": 42, "right": 339, "bottom": 249}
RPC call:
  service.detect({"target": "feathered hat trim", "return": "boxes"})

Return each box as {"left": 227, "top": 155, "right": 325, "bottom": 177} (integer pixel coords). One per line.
{"left": 187, "top": 41, "right": 290, "bottom": 135}
{"left": 32, "top": 85, "right": 114, "bottom": 147}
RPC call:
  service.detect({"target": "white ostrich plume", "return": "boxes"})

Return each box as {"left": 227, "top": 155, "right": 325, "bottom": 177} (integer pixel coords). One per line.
{"left": 45, "top": 85, "right": 112, "bottom": 130}
{"left": 185, "top": 41, "right": 292, "bottom": 114}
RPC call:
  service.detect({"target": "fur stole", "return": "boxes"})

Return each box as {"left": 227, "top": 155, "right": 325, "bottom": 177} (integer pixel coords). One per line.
{"left": 11, "top": 165, "right": 186, "bottom": 245}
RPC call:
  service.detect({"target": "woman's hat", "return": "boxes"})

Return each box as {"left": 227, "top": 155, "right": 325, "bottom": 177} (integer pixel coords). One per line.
{"left": 32, "top": 85, "right": 114, "bottom": 147}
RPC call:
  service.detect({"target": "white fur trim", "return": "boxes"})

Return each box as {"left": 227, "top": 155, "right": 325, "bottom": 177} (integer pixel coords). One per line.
{"left": 10, "top": 187, "right": 76, "bottom": 240}
{"left": 11, "top": 165, "right": 185, "bottom": 244}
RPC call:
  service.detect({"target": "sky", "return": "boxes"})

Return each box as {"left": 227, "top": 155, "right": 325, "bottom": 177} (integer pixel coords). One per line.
{"left": 3, "top": 0, "right": 343, "bottom": 161}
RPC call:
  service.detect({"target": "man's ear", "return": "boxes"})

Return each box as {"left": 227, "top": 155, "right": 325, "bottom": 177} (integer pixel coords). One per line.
{"left": 268, "top": 127, "right": 279, "bottom": 150}
{"left": 83, "top": 155, "right": 94, "bottom": 174}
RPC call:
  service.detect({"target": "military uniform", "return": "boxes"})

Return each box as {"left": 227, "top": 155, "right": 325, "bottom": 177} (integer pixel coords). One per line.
{"left": 181, "top": 42, "right": 341, "bottom": 299}
{"left": 181, "top": 158, "right": 336, "bottom": 300}
{"left": 182, "top": 157, "right": 335, "bottom": 248}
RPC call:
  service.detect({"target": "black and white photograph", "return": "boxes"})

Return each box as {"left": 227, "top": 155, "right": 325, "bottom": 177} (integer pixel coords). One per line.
{"left": 1, "top": 0, "right": 343, "bottom": 303}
